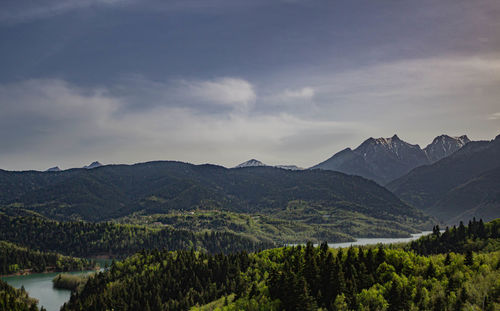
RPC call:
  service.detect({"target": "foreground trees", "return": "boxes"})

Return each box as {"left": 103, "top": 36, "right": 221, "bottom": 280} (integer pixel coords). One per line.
{"left": 410, "top": 218, "right": 499, "bottom": 255}
{"left": 0, "top": 279, "right": 44, "bottom": 311}
{"left": 61, "top": 219, "right": 500, "bottom": 311}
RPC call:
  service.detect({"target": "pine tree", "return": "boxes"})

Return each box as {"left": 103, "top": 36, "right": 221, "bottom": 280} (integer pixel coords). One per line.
{"left": 465, "top": 250, "right": 473, "bottom": 266}
{"left": 444, "top": 253, "right": 451, "bottom": 266}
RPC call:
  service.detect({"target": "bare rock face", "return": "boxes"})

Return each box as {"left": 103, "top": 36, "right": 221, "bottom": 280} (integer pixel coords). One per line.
{"left": 424, "top": 135, "right": 470, "bottom": 163}
{"left": 313, "top": 134, "right": 427, "bottom": 184}
{"left": 312, "top": 134, "right": 472, "bottom": 185}
{"left": 234, "top": 159, "right": 267, "bottom": 168}
{"left": 45, "top": 166, "right": 61, "bottom": 172}
{"left": 84, "top": 161, "right": 103, "bottom": 169}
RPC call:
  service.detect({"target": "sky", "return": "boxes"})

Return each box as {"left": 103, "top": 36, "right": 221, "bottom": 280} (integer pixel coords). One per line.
{"left": 1, "top": 0, "right": 499, "bottom": 171}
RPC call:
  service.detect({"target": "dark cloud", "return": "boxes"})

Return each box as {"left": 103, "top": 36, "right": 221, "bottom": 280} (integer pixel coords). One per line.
{"left": 0, "top": 0, "right": 499, "bottom": 170}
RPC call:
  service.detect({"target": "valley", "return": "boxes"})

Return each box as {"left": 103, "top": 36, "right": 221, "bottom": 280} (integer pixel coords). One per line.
{"left": 3, "top": 1, "right": 500, "bottom": 309}
{"left": 1, "top": 134, "right": 499, "bottom": 310}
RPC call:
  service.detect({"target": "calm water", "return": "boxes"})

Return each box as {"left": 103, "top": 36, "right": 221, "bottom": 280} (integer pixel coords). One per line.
{"left": 288, "top": 231, "right": 433, "bottom": 248}
{"left": 327, "top": 231, "right": 433, "bottom": 248}
{"left": 1, "top": 270, "right": 94, "bottom": 311}
{"left": 1, "top": 259, "right": 112, "bottom": 311}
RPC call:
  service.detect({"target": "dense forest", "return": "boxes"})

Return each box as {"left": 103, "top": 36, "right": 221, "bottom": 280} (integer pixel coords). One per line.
{"left": 0, "top": 213, "right": 274, "bottom": 258}
{"left": 410, "top": 218, "right": 500, "bottom": 255}
{"left": 0, "top": 162, "right": 432, "bottom": 241}
{"left": 116, "top": 209, "right": 414, "bottom": 245}
{"left": 53, "top": 273, "right": 92, "bottom": 291}
{"left": 0, "top": 241, "right": 95, "bottom": 275}
{"left": 61, "top": 219, "right": 500, "bottom": 311}
{"left": 0, "top": 279, "right": 43, "bottom": 311}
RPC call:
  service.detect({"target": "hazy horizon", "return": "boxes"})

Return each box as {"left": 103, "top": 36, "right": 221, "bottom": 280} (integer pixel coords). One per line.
{"left": 3, "top": 132, "right": 498, "bottom": 172}
{"left": 1, "top": 0, "right": 499, "bottom": 171}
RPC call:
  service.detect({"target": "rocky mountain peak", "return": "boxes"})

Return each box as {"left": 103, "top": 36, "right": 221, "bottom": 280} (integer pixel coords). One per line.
{"left": 312, "top": 134, "right": 471, "bottom": 185}
{"left": 235, "top": 159, "right": 267, "bottom": 168}
{"left": 84, "top": 161, "right": 103, "bottom": 169}
{"left": 45, "top": 166, "right": 61, "bottom": 172}
{"left": 424, "top": 135, "right": 470, "bottom": 163}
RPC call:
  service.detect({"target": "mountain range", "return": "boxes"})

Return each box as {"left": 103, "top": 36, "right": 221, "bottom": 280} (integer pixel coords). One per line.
{"left": 388, "top": 135, "right": 500, "bottom": 224}
{"left": 235, "top": 159, "right": 303, "bottom": 170}
{"left": 3, "top": 133, "right": 499, "bottom": 232}
{"left": 312, "top": 134, "right": 470, "bottom": 185}
{"left": 44, "top": 161, "right": 103, "bottom": 172}
{"left": 0, "top": 161, "right": 432, "bottom": 241}
{"left": 45, "top": 166, "right": 61, "bottom": 172}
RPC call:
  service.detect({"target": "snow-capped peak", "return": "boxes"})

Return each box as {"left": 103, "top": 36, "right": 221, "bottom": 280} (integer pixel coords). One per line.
{"left": 275, "top": 165, "right": 303, "bottom": 170}
{"left": 424, "top": 135, "right": 470, "bottom": 162}
{"left": 45, "top": 166, "right": 61, "bottom": 172}
{"left": 234, "top": 159, "right": 267, "bottom": 168}
{"left": 83, "top": 161, "right": 103, "bottom": 169}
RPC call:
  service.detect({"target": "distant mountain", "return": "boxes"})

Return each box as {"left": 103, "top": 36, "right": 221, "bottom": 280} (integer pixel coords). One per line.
{"left": 83, "top": 161, "right": 103, "bottom": 169}
{"left": 235, "top": 159, "right": 267, "bottom": 168}
{"left": 312, "top": 134, "right": 471, "bottom": 185}
{"left": 45, "top": 166, "right": 61, "bottom": 172}
{"left": 235, "top": 159, "right": 303, "bottom": 170}
{"left": 312, "top": 135, "right": 427, "bottom": 184}
{"left": 388, "top": 135, "right": 500, "bottom": 223}
{"left": 424, "top": 135, "right": 470, "bottom": 162}
{"left": 432, "top": 167, "right": 500, "bottom": 224}
{"left": 275, "top": 165, "right": 303, "bottom": 170}
{"left": 0, "top": 161, "right": 432, "bottom": 238}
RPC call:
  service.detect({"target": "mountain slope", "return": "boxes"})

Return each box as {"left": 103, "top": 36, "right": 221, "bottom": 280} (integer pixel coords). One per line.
{"left": 235, "top": 159, "right": 302, "bottom": 170}
{"left": 430, "top": 167, "right": 500, "bottom": 224}
{"left": 388, "top": 135, "right": 500, "bottom": 223}
{"left": 312, "top": 134, "right": 471, "bottom": 185}
{"left": 83, "top": 161, "right": 103, "bottom": 169}
{"left": 0, "top": 161, "right": 432, "bottom": 237}
{"left": 312, "top": 135, "right": 429, "bottom": 184}
{"left": 45, "top": 166, "right": 61, "bottom": 172}
{"left": 424, "top": 135, "right": 470, "bottom": 163}
{"left": 234, "top": 159, "right": 267, "bottom": 168}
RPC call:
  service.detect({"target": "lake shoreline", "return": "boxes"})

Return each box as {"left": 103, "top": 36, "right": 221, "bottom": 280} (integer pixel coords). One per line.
{"left": 0, "top": 267, "right": 100, "bottom": 278}
{"left": 0, "top": 264, "right": 101, "bottom": 278}
{"left": 287, "top": 231, "right": 432, "bottom": 248}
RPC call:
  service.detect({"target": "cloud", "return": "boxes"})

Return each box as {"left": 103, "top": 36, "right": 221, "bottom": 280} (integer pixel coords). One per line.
{"left": 0, "top": 0, "right": 130, "bottom": 24}
{"left": 0, "top": 0, "right": 270, "bottom": 24}
{"left": 246, "top": 54, "right": 500, "bottom": 146}
{"left": 303, "top": 55, "right": 500, "bottom": 142}
{"left": 111, "top": 76, "right": 256, "bottom": 113}
{"left": 0, "top": 78, "right": 359, "bottom": 170}
{"left": 1, "top": 55, "right": 499, "bottom": 170}
{"left": 488, "top": 112, "right": 500, "bottom": 120}
{"left": 268, "top": 86, "right": 315, "bottom": 104}
{"left": 258, "top": 86, "right": 317, "bottom": 115}
{"left": 281, "top": 87, "right": 315, "bottom": 100}
{"left": 182, "top": 77, "right": 256, "bottom": 111}
{"left": 0, "top": 79, "right": 120, "bottom": 154}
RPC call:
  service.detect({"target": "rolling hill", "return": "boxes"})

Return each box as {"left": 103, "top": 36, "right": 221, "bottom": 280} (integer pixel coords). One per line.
{"left": 0, "top": 161, "right": 432, "bottom": 241}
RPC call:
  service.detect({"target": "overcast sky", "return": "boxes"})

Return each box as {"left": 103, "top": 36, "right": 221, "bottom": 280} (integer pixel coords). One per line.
{"left": 1, "top": 0, "right": 499, "bottom": 171}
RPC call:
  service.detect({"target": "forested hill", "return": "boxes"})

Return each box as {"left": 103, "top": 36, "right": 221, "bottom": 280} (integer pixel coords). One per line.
{"left": 409, "top": 218, "right": 500, "bottom": 255}
{"left": 0, "top": 161, "right": 431, "bottom": 233}
{"left": 61, "top": 219, "right": 500, "bottom": 311}
{"left": 0, "top": 279, "right": 42, "bottom": 311}
{"left": 0, "top": 213, "right": 274, "bottom": 258}
{"left": 0, "top": 241, "right": 95, "bottom": 275}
